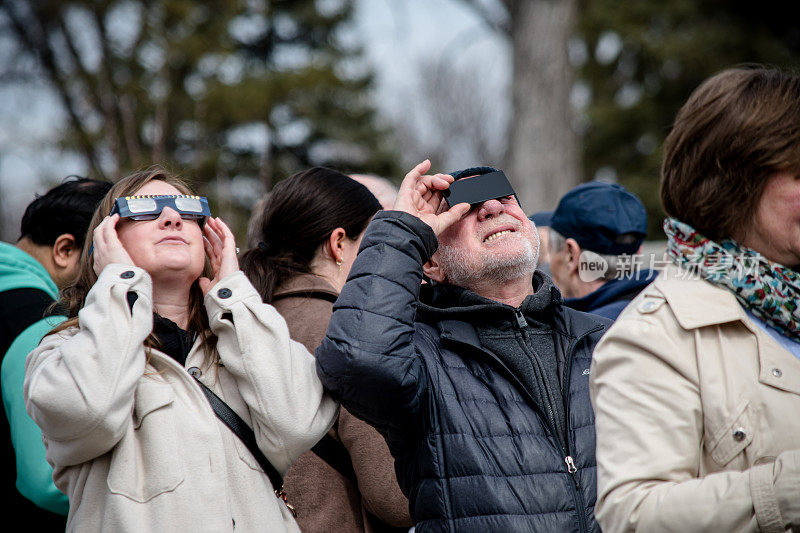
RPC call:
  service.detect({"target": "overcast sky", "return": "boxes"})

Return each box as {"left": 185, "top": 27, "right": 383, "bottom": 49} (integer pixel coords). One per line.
{"left": 0, "top": 0, "right": 508, "bottom": 240}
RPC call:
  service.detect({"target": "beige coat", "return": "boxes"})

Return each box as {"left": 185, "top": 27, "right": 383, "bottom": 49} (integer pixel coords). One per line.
{"left": 274, "top": 274, "right": 412, "bottom": 532}
{"left": 590, "top": 264, "right": 800, "bottom": 533}
{"left": 24, "top": 264, "right": 338, "bottom": 533}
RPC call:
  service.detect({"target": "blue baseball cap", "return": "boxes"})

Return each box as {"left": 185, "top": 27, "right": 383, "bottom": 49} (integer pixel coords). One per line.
{"left": 528, "top": 210, "right": 553, "bottom": 227}
{"left": 550, "top": 182, "right": 647, "bottom": 255}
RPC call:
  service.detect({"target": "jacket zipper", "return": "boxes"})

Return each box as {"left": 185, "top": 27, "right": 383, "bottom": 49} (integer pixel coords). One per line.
{"left": 514, "top": 310, "right": 561, "bottom": 451}
{"left": 560, "top": 326, "right": 601, "bottom": 533}
{"left": 442, "top": 316, "right": 601, "bottom": 531}
{"left": 513, "top": 309, "right": 596, "bottom": 533}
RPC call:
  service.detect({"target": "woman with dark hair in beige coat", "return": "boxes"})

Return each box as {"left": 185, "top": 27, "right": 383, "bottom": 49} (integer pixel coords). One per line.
{"left": 24, "top": 168, "right": 337, "bottom": 532}
{"left": 590, "top": 67, "right": 800, "bottom": 533}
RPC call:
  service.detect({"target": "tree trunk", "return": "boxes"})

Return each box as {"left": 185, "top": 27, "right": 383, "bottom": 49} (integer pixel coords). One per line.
{"left": 506, "top": 0, "right": 580, "bottom": 214}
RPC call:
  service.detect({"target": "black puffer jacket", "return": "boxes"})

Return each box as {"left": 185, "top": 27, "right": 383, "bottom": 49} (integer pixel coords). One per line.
{"left": 317, "top": 211, "right": 610, "bottom": 532}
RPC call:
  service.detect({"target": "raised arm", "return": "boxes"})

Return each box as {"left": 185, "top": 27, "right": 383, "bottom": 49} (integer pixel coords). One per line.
{"left": 24, "top": 265, "right": 153, "bottom": 467}
{"left": 201, "top": 217, "right": 338, "bottom": 472}
{"left": 316, "top": 161, "right": 469, "bottom": 436}
{"left": 24, "top": 214, "right": 150, "bottom": 467}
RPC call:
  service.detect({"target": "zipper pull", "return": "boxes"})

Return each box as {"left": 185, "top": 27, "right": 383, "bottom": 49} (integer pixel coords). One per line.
{"left": 565, "top": 455, "right": 577, "bottom": 474}
{"left": 514, "top": 309, "right": 527, "bottom": 329}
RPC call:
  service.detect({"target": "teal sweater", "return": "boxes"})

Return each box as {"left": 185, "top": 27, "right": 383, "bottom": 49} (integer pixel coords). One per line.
{"left": 0, "top": 241, "right": 68, "bottom": 515}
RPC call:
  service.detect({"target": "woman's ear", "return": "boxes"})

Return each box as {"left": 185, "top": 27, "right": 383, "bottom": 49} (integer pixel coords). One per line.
{"left": 327, "top": 227, "right": 347, "bottom": 264}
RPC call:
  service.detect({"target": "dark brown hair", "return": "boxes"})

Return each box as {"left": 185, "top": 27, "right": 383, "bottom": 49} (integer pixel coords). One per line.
{"left": 51, "top": 167, "right": 217, "bottom": 365}
{"left": 241, "top": 167, "right": 381, "bottom": 303}
{"left": 660, "top": 67, "right": 800, "bottom": 241}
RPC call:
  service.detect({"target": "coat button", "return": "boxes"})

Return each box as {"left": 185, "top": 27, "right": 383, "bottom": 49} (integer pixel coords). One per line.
{"left": 732, "top": 428, "right": 746, "bottom": 442}
{"left": 642, "top": 301, "right": 656, "bottom": 311}
{"left": 188, "top": 367, "right": 201, "bottom": 378}
{"left": 217, "top": 288, "right": 232, "bottom": 299}
{"left": 772, "top": 368, "right": 783, "bottom": 378}
{"left": 120, "top": 270, "right": 135, "bottom": 279}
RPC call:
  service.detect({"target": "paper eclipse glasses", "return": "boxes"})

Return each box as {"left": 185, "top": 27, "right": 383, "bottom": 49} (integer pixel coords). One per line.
{"left": 110, "top": 195, "right": 211, "bottom": 223}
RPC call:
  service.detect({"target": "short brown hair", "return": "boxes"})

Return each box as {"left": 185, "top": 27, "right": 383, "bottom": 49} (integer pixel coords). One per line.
{"left": 660, "top": 67, "right": 800, "bottom": 241}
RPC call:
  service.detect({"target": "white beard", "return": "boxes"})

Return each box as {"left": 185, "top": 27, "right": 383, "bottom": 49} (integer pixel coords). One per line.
{"left": 437, "top": 232, "right": 539, "bottom": 289}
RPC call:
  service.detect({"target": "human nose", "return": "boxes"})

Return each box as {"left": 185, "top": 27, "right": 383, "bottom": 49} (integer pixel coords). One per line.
{"left": 158, "top": 207, "right": 183, "bottom": 229}
{"left": 477, "top": 198, "right": 503, "bottom": 221}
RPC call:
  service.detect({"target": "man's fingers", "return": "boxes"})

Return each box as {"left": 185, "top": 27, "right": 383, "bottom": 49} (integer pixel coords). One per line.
{"left": 410, "top": 159, "right": 431, "bottom": 179}
{"left": 400, "top": 160, "right": 432, "bottom": 192}
{"left": 430, "top": 173, "right": 454, "bottom": 189}
{"left": 437, "top": 203, "right": 471, "bottom": 232}
{"left": 417, "top": 173, "right": 452, "bottom": 193}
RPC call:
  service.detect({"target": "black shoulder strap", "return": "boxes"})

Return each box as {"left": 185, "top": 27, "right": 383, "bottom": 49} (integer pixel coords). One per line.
{"left": 311, "top": 434, "right": 357, "bottom": 485}
{"left": 194, "top": 378, "right": 284, "bottom": 490}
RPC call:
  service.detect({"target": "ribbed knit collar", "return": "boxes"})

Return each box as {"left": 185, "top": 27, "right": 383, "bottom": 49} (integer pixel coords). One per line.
{"left": 417, "top": 270, "right": 562, "bottom": 327}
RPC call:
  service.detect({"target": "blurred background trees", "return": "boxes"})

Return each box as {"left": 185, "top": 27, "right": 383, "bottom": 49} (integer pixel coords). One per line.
{"left": 2, "top": 0, "right": 799, "bottom": 241}
{"left": 0, "top": 0, "right": 398, "bottom": 235}
{"left": 577, "top": 0, "right": 800, "bottom": 236}
{"left": 456, "top": 0, "right": 582, "bottom": 214}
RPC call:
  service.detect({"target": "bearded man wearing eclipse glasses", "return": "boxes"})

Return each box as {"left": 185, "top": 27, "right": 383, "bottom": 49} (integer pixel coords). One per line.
{"left": 316, "top": 161, "right": 611, "bottom": 532}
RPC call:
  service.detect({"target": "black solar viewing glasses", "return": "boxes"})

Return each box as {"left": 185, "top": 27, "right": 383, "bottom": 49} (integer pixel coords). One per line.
{"left": 442, "top": 171, "right": 518, "bottom": 208}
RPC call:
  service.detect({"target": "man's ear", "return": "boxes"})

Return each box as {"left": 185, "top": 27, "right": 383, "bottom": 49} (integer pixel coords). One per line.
{"left": 326, "top": 227, "right": 347, "bottom": 264}
{"left": 51, "top": 233, "right": 78, "bottom": 268}
{"left": 423, "top": 251, "right": 446, "bottom": 283}
{"left": 565, "top": 238, "right": 582, "bottom": 275}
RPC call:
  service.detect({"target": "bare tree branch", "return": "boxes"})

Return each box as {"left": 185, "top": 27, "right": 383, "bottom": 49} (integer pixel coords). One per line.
{"left": 119, "top": 94, "right": 142, "bottom": 166}
{"left": 90, "top": 6, "right": 131, "bottom": 171}
{"left": 0, "top": 1, "right": 105, "bottom": 178}
{"left": 55, "top": 10, "right": 122, "bottom": 170}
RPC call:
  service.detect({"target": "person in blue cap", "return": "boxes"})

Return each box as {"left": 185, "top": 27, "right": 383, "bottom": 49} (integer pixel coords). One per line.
{"left": 528, "top": 210, "right": 554, "bottom": 275}
{"left": 547, "top": 182, "right": 657, "bottom": 320}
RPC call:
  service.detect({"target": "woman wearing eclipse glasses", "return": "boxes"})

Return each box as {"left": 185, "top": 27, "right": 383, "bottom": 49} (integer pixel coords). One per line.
{"left": 23, "top": 167, "right": 337, "bottom": 532}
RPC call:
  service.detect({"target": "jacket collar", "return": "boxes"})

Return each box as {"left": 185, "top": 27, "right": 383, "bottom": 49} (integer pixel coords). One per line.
{"left": 418, "top": 270, "right": 561, "bottom": 324}
{"left": 654, "top": 264, "right": 800, "bottom": 396}
{"left": 652, "top": 264, "right": 745, "bottom": 329}
{"left": 272, "top": 273, "right": 339, "bottom": 300}
{"left": 566, "top": 269, "right": 658, "bottom": 312}
{"left": 435, "top": 300, "right": 605, "bottom": 353}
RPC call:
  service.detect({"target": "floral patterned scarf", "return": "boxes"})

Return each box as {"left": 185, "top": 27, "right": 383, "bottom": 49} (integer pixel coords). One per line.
{"left": 664, "top": 217, "right": 800, "bottom": 340}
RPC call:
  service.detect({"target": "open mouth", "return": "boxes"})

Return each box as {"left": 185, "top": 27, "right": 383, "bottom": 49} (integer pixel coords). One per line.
{"left": 483, "top": 229, "right": 514, "bottom": 242}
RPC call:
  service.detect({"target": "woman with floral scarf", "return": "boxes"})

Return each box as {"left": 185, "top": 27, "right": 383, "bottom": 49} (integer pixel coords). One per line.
{"left": 590, "top": 67, "right": 800, "bottom": 533}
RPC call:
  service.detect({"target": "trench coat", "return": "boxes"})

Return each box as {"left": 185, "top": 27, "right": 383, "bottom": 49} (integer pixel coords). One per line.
{"left": 590, "top": 264, "right": 800, "bottom": 532}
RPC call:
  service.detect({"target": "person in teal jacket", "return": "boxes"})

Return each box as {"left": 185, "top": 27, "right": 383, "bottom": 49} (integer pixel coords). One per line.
{"left": 0, "top": 177, "right": 110, "bottom": 529}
